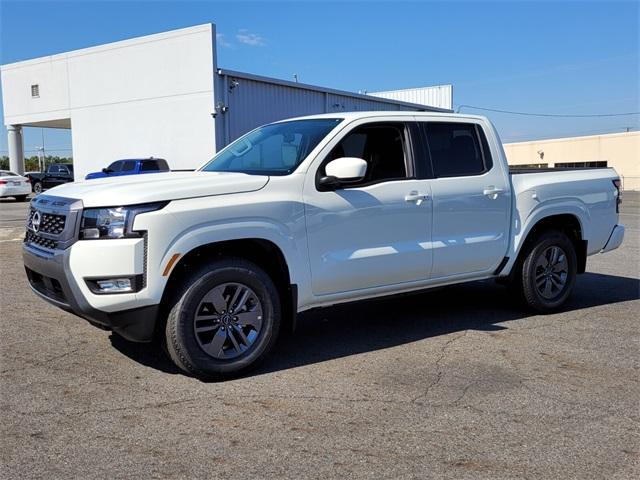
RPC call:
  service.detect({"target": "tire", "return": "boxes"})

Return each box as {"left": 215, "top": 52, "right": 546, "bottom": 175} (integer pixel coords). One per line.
{"left": 165, "top": 258, "right": 281, "bottom": 380}
{"left": 33, "top": 182, "right": 43, "bottom": 195}
{"left": 15, "top": 195, "right": 28, "bottom": 202}
{"left": 517, "top": 230, "right": 577, "bottom": 313}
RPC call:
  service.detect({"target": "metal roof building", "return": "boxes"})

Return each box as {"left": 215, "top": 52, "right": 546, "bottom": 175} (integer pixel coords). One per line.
{"left": 0, "top": 24, "right": 451, "bottom": 177}
{"left": 369, "top": 85, "right": 453, "bottom": 111}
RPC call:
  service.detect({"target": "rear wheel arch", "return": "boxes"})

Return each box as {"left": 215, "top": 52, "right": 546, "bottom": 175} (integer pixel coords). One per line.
{"left": 507, "top": 213, "right": 587, "bottom": 280}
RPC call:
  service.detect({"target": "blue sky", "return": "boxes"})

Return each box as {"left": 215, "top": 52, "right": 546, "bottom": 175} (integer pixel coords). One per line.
{"left": 0, "top": 0, "right": 638, "bottom": 158}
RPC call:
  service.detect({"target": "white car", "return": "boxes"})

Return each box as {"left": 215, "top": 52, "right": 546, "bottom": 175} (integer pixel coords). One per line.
{"left": 22, "top": 112, "right": 624, "bottom": 379}
{"left": 0, "top": 170, "right": 30, "bottom": 201}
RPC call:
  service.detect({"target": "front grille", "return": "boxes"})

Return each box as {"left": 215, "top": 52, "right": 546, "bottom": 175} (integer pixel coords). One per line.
{"left": 25, "top": 231, "right": 58, "bottom": 250}
{"left": 27, "top": 209, "right": 66, "bottom": 234}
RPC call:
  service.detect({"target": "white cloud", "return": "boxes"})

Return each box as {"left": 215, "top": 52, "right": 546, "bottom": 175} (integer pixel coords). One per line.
{"left": 216, "top": 33, "right": 232, "bottom": 48}
{"left": 236, "top": 29, "right": 266, "bottom": 47}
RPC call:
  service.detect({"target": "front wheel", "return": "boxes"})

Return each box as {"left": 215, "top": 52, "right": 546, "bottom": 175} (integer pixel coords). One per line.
{"left": 517, "top": 230, "right": 577, "bottom": 313}
{"left": 33, "top": 182, "right": 43, "bottom": 195}
{"left": 164, "top": 258, "right": 281, "bottom": 380}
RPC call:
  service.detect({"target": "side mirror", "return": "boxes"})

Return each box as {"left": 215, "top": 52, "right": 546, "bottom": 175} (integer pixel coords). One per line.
{"left": 319, "top": 157, "right": 367, "bottom": 190}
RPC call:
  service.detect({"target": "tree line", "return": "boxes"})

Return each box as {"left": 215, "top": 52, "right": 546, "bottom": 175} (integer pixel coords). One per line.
{"left": 0, "top": 155, "right": 73, "bottom": 172}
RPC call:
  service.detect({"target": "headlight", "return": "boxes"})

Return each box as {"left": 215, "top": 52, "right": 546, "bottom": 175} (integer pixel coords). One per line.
{"left": 80, "top": 202, "right": 167, "bottom": 239}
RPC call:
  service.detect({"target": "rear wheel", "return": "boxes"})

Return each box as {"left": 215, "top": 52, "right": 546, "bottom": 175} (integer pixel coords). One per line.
{"left": 517, "top": 230, "right": 577, "bottom": 312}
{"left": 33, "top": 182, "right": 43, "bottom": 195}
{"left": 165, "top": 258, "right": 281, "bottom": 380}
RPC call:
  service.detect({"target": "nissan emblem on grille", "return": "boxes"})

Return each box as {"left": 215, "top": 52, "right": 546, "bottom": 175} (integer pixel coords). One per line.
{"left": 31, "top": 211, "right": 41, "bottom": 233}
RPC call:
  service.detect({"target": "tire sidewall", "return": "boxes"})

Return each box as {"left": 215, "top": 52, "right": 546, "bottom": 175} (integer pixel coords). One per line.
{"left": 168, "top": 260, "right": 280, "bottom": 378}
{"left": 522, "top": 231, "right": 577, "bottom": 311}
{"left": 33, "top": 182, "right": 42, "bottom": 194}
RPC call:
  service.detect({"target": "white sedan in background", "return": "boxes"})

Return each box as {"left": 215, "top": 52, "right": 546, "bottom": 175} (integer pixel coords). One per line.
{"left": 0, "top": 170, "right": 31, "bottom": 201}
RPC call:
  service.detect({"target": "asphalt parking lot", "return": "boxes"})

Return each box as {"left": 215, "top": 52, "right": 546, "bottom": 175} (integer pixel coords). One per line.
{"left": 1, "top": 193, "right": 638, "bottom": 479}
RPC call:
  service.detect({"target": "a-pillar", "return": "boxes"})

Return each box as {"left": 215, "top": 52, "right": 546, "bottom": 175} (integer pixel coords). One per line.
{"left": 7, "top": 125, "right": 25, "bottom": 175}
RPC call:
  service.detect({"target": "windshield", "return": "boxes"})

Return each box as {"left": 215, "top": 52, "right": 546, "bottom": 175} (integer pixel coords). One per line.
{"left": 201, "top": 118, "right": 342, "bottom": 175}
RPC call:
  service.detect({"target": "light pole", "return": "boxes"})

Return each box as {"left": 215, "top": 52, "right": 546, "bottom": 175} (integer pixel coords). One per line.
{"left": 36, "top": 147, "right": 45, "bottom": 172}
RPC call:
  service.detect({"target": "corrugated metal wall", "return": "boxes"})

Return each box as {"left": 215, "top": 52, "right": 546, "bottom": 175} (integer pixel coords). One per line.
{"left": 226, "top": 77, "right": 325, "bottom": 142}
{"left": 369, "top": 85, "right": 453, "bottom": 110}
{"left": 216, "top": 71, "right": 442, "bottom": 146}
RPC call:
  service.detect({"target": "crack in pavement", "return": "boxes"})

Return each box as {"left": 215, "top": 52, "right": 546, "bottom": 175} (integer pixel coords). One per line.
{"left": 411, "top": 330, "right": 469, "bottom": 405}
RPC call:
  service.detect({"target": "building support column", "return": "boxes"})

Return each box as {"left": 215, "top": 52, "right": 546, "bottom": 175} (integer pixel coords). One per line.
{"left": 7, "top": 125, "right": 25, "bottom": 175}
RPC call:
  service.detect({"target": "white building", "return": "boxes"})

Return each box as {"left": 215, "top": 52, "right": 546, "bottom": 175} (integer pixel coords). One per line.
{"left": 1, "top": 24, "right": 451, "bottom": 178}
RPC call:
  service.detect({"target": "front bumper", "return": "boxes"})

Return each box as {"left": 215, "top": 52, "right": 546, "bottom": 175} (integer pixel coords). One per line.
{"left": 23, "top": 242, "right": 159, "bottom": 342}
{"left": 601, "top": 224, "right": 625, "bottom": 253}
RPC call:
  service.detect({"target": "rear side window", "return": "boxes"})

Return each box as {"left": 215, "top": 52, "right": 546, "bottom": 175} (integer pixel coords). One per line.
{"left": 423, "top": 123, "right": 492, "bottom": 177}
{"left": 140, "top": 160, "right": 160, "bottom": 172}
{"left": 155, "top": 159, "right": 169, "bottom": 171}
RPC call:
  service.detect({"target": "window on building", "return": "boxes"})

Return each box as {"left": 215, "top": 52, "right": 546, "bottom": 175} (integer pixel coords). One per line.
{"left": 423, "top": 123, "right": 490, "bottom": 177}
{"left": 31, "top": 84, "right": 39, "bottom": 98}
{"left": 324, "top": 123, "right": 408, "bottom": 185}
{"left": 555, "top": 161, "right": 608, "bottom": 168}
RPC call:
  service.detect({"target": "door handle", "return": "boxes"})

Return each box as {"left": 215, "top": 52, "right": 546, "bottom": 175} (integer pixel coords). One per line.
{"left": 405, "top": 191, "right": 429, "bottom": 205}
{"left": 483, "top": 186, "right": 505, "bottom": 199}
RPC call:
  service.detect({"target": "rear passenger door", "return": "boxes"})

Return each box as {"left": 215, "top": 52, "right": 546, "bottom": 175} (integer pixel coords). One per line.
{"left": 420, "top": 121, "right": 511, "bottom": 278}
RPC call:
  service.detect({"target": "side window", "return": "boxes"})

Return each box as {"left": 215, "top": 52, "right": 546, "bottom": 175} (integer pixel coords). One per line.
{"left": 323, "top": 123, "right": 409, "bottom": 186}
{"left": 121, "top": 161, "right": 136, "bottom": 172}
{"left": 140, "top": 160, "right": 160, "bottom": 172}
{"left": 59, "top": 166, "right": 70, "bottom": 174}
{"left": 108, "top": 161, "right": 122, "bottom": 172}
{"left": 424, "top": 123, "right": 490, "bottom": 177}
{"left": 48, "top": 165, "right": 60, "bottom": 173}
{"left": 156, "top": 159, "right": 169, "bottom": 171}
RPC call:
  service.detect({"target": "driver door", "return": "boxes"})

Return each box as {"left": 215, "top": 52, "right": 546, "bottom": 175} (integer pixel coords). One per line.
{"left": 303, "top": 120, "right": 433, "bottom": 296}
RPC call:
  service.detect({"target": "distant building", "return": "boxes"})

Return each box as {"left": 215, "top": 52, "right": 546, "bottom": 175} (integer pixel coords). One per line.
{"left": 0, "top": 24, "right": 449, "bottom": 177}
{"left": 504, "top": 131, "right": 640, "bottom": 190}
{"left": 368, "top": 85, "right": 453, "bottom": 111}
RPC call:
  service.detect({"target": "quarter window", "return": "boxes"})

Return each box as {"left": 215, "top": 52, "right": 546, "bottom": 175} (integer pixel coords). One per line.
{"left": 424, "top": 123, "right": 491, "bottom": 177}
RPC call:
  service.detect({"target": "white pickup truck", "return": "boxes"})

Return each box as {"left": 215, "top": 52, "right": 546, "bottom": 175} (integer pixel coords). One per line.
{"left": 23, "top": 112, "right": 625, "bottom": 379}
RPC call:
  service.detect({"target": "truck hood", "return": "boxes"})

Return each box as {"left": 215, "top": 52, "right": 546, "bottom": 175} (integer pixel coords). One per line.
{"left": 44, "top": 171, "right": 270, "bottom": 207}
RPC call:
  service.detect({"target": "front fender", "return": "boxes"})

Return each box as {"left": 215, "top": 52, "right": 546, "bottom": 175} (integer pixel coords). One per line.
{"left": 134, "top": 201, "right": 310, "bottom": 307}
